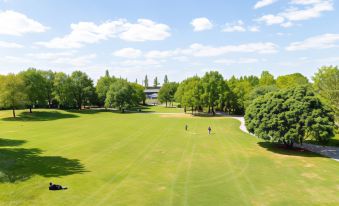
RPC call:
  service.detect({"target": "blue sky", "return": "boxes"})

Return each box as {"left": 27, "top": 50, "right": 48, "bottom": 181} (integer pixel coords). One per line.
{"left": 0, "top": 0, "right": 338, "bottom": 83}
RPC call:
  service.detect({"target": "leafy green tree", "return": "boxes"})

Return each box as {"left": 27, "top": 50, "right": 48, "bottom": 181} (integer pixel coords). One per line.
{"left": 158, "top": 82, "right": 178, "bottom": 107}
{"left": 245, "top": 86, "right": 335, "bottom": 147}
{"left": 105, "top": 79, "right": 137, "bottom": 112}
{"left": 69, "top": 71, "right": 95, "bottom": 109}
{"left": 259, "top": 71, "right": 275, "bottom": 86}
{"left": 20, "top": 68, "right": 47, "bottom": 112}
{"left": 96, "top": 73, "right": 116, "bottom": 106}
{"left": 313, "top": 66, "right": 339, "bottom": 119}
{"left": 0, "top": 74, "right": 27, "bottom": 117}
{"left": 131, "top": 83, "right": 146, "bottom": 105}
{"left": 53, "top": 72, "right": 74, "bottom": 108}
{"left": 41, "top": 70, "right": 55, "bottom": 108}
{"left": 153, "top": 76, "right": 159, "bottom": 87}
{"left": 201, "top": 71, "right": 225, "bottom": 115}
{"left": 164, "top": 75, "right": 169, "bottom": 84}
{"left": 244, "top": 85, "right": 278, "bottom": 108}
{"left": 276, "top": 73, "right": 309, "bottom": 89}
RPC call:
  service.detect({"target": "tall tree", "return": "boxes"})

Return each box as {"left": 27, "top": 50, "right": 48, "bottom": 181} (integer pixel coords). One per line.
{"left": 20, "top": 68, "right": 47, "bottom": 113}
{"left": 144, "top": 75, "right": 149, "bottom": 87}
{"left": 41, "top": 70, "right": 55, "bottom": 108}
{"left": 158, "top": 82, "right": 178, "bottom": 107}
{"left": 245, "top": 86, "right": 335, "bottom": 146}
{"left": 201, "top": 71, "right": 225, "bottom": 115}
{"left": 259, "top": 71, "right": 275, "bottom": 86}
{"left": 96, "top": 73, "right": 115, "bottom": 106}
{"left": 276, "top": 73, "right": 309, "bottom": 89}
{"left": 105, "top": 79, "right": 137, "bottom": 112}
{"left": 53, "top": 72, "right": 74, "bottom": 108}
{"left": 164, "top": 75, "right": 169, "bottom": 84}
{"left": 69, "top": 71, "right": 95, "bottom": 109}
{"left": 0, "top": 74, "right": 27, "bottom": 117}
{"left": 131, "top": 83, "right": 146, "bottom": 105}
{"left": 153, "top": 77, "right": 159, "bottom": 87}
{"left": 313, "top": 66, "right": 339, "bottom": 119}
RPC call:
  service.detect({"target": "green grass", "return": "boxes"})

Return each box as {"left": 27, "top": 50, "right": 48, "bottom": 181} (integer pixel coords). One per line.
{"left": 0, "top": 108, "right": 338, "bottom": 206}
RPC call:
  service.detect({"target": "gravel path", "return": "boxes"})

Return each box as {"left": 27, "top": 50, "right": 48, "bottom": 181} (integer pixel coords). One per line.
{"left": 227, "top": 115, "right": 339, "bottom": 162}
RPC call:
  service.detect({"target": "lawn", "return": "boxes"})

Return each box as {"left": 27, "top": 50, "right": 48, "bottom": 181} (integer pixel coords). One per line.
{"left": 0, "top": 108, "right": 338, "bottom": 206}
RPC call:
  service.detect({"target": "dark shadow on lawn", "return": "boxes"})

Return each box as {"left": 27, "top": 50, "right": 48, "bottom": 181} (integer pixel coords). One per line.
{"left": 0, "top": 138, "right": 26, "bottom": 147}
{"left": 0, "top": 147, "right": 86, "bottom": 183}
{"left": 258, "top": 142, "right": 327, "bottom": 158}
{"left": 68, "top": 108, "right": 154, "bottom": 114}
{"left": 1, "top": 111, "right": 79, "bottom": 122}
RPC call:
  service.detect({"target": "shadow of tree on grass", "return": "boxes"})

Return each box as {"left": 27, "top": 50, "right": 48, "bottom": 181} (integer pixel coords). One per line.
{"left": 0, "top": 138, "right": 27, "bottom": 147}
{"left": 1, "top": 111, "right": 79, "bottom": 122}
{"left": 0, "top": 138, "right": 86, "bottom": 183}
{"left": 258, "top": 142, "right": 327, "bottom": 158}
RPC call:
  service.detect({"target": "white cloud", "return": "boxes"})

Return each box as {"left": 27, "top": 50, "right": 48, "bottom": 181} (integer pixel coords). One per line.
{"left": 222, "top": 20, "right": 260, "bottom": 32}
{"left": 119, "top": 19, "right": 170, "bottom": 42}
{"left": 0, "top": 41, "right": 23, "bottom": 48}
{"left": 191, "top": 17, "right": 213, "bottom": 32}
{"left": 113, "top": 48, "right": 142, "bottom": 58}
{"left": 286, "top": 33, "right": 339, "bottom": 51}
{"left": 186, "top": 42, "right": 278, "bottom": 57}
{"left": 118, "top": 59, "right": 162, "bottom": 67}
{"left": 256, "top": 0, "right": 333, "bottom": 27}
{"left": 214, "top": 58, "right": 259, "bottom": 65}
{"left": 37, "top": 19, "right": 170, "bottom": 48}
{"left": 254, "top": 0, "right": 278, "bottom": 9}
{"left": 222, "top": 20, "right": 246, "bottom": 32}
{"left": 257, "top": 14, "right": 285, "bottom": 25}
{"left": 0, "top": 10, "right": 49, "bottom": 36}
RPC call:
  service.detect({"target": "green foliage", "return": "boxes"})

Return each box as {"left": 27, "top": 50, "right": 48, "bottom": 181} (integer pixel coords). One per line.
{"left": 41, "top": 70, "right": 55, "bottom": 108}
{"left": 163, "top": 75, "right": 169, "bottom": 84}
{"left": 69, "top": 71, "right": 95, "bottom": 109}
{"left": 244, "top": 85, "right": 278, "bottom": 109}
{"left": 245, "top": 86, "right": 335, "bottom": 146}
{"left": 259, "top": 71, "right": 275, "bottom": 86}
{"left": 0, "top": 74, "right": 27, "bottom": 117}
{"left": 312, "top": 66, "right": 339, "bottom": 119}
{"left": 158, "top": 82, "right": 178, "bottom": 107}
{"left": 96, "top": 74, "right": 116, "bottom": 106}
{"left": 144, "top": 75, "right": 149, "bottom": 87}
{"left": 276, "top": 73, "right": 309, "bottom": 89}
{"left": 53, "top": 72, "right": 75, "bottom": 108}
{"left": 19, "top": 68, "right": 47, "bottom": 111}
{"left": 131, "top": 83, "right": 146, "bottom": 105}
{"left": 104, "top": 79, "right": 138, "bottom": 112}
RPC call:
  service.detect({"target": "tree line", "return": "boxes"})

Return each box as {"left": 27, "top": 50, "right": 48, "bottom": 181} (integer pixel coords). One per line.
{"left": 0, "top": 69, "right": 146, "bottom": 117}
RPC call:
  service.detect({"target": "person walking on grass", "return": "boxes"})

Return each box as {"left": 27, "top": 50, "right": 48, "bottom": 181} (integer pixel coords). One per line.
{"left": 185, "top": 124, "right": 188, "bottom": 131}
{"left": 208, "top": 126, "right": 211, "bottom": 135}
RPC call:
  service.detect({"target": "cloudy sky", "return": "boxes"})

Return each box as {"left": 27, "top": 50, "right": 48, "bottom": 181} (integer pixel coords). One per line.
{"left": 0, "top": 0, "right": 338, "bottom": 83}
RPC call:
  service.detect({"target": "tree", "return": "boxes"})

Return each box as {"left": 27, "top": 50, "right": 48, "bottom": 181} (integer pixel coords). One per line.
{"left": 201, "top": 71, "right": 225, "bottom": 115}
{"left": 105, "top": 80, "right": 137, "bottom": 112}
{"left": 244, "top": 85, "right": 278, "bottom": 108}
{"left": 276, "top": 73, "right": 309, "bottom": 89}
{"left": 131, "top": 83, "right": 146, "bottom": 105}
{"left": 153, "top": 77, "right": 159, "bottom": 87}
{"left": 41, "top": 70, "right": 55, "bottom": 108}
{"left": 259, "top": 71, "right": 275, "bottom": 86}
{"left": 158, "top": 82, "right": 178, "bottom": 107}
{"left": 0, "top": 74, "right": 27, "bottom": 117}
{"left": 144, "top": 75, "right": 149, "bottom": 87}
{"left": 96, "top": 73, "right": 115, "bottom": 106}
{"left": 313, "top": 66, "right": 339, "bottom": 119}
{"left": 53, "top": 72, "right": 74, "bottom": 108}
{"left": 164, "top": 75, "right": 169, "bottom": 84}
{"left": 69, "top": 71, "right": 95, "bottom": 109}
{"left": 20, "top": 68, "right": 47, "bottom": 113}
{"left": 245, "top": 86, "right": 335, "bottom": 147}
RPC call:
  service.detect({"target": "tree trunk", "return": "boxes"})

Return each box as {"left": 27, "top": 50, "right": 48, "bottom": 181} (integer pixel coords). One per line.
{"left": 12, "top": 108, "right": 16, "bottom": 118}
{"left": 184, "top": 106, "right": 186, "bottom": 113}
{"left": 29, "top": 106, "right": 32, "bottom": 113}
{"left": 212, "top": 106, "right": 215, "bottom": 116}
{"left": 166, "top": 101, "right": 167, "bottom": 107}
{"left": 192, "top": 106, "right": 194, "bottom": 115}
